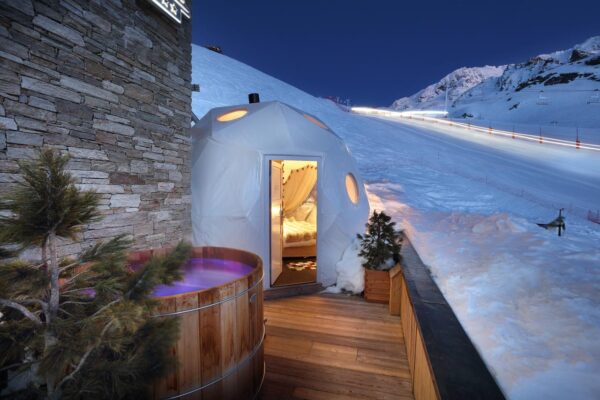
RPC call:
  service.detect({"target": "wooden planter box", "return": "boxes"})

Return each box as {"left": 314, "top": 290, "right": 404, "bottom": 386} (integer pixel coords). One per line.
{"left": 364, "top": 269, "right": 391, "bottom": 303}
{"left": 364, "top": 264, "right": 404, "bottom": 312}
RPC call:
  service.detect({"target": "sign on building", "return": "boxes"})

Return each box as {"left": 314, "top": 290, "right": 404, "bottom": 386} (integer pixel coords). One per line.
{"left": 148, "top": 0, "right": 190, "bottom": 24}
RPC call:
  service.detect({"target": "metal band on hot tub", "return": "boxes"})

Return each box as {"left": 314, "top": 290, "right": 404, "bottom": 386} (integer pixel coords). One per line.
{"left": 155, "top": 274, "right": 265, "bottom": 400}
{"left": 153, "top": 275, "right": 264, "bottom": 317}
{"left": 161, "top": 325, "right": 266, "bottom": 399}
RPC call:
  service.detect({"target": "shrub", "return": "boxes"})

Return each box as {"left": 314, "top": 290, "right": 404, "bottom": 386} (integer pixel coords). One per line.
{"left": 357, "top": 211, "right": 402, "bottom": 271}
{"left": 0, "top": 148, "right": 190, "bottom": 399}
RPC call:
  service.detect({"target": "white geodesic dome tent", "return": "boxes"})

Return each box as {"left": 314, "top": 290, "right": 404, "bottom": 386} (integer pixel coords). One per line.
{"left": 191, "top": 101, "right": 369, "bottom": 289}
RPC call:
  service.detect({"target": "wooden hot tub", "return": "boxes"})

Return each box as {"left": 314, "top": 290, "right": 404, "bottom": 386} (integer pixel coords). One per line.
{"left": 129, "top": 247, "right": 264, "bottom": 400}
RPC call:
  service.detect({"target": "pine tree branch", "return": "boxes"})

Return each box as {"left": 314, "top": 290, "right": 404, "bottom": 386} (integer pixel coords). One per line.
{"left": 47, "top": 231, "right": 59, "bottom": 324}
{"left": 56, "top": 320, "right": 113, "bottom": 390}
{"left": 58, "top": 261, "right": 80, "bottom": 273}
{"left": 0, "top": 360, "right": 35, "bottom": 372}
{"left": 60, "top": 268, "right": 91, "bottom": 286}
{"left": 58, "top": 308, "right": 75, "bottom": 318}
{"left": 88, "top": 298, "right": 120, "bottom": 319}
{"left": 126, "top": 266, "right": 152, "bottom": 299}
{"left": 60, "top": 300, "right": 90, "bottom": 306}
{"left": 0, "top": 298, "right": 42, "bottom": 325}
{"left": 19, "top": 298, "right": 49, "bottom": 316}
{"left": 56, "top": 345, "right": 93, "bottom": 391}
{"left": 61, "top": 286, "right": 94, "bottom": 294}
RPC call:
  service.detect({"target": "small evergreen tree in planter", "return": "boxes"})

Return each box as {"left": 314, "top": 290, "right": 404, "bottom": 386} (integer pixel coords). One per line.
{"left": 357, "top": 211, "right": 402, "bottom": 303}
{"left": 0, "top": 149, "right": 191, "bottom": 399}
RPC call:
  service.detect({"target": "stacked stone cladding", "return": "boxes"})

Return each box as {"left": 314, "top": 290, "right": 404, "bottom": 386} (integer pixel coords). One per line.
{"left": 0, "top": 0, "right": 193, "bottom": 257}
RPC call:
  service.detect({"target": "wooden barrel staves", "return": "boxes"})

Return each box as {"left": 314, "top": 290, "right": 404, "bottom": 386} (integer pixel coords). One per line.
{"left": 147, "top": 247, "right": 265, "bottom": 400}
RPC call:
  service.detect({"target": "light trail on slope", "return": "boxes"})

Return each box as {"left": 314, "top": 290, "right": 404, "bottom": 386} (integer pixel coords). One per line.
{"left": 350, "top": 107, "right": 600, "bottom": 153}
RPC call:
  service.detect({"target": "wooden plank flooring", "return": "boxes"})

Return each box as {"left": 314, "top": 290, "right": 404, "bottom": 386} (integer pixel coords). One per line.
{"left": 260, "top": 294, "right": 415, "bottom": 400}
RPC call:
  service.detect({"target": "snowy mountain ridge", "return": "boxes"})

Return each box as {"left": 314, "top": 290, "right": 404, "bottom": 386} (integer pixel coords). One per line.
{"left": 535, "top": 35, "right": 600, "bottom": 64}
{"left": 391, "top": 36, "right": 600, "bottom": 128}
{"left": 493, "top": 36, "right": 600, "bottom": 92}
{"left": 391, "top": 65, "right": 506, "bottom": 110}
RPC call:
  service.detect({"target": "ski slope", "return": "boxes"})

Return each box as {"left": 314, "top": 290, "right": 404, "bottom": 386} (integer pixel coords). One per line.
{"left": 191, "top": 45, "right": 600, "bottom": 400}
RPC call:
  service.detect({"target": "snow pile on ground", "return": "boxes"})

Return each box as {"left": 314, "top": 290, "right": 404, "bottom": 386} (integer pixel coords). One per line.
{"left": 325, "top": 238, "right": 365, "bottom": 294}
{"left": 191, "top": 44, "right": 600, "bottom": 399}
{"left": 391, "top": 36, "right": 600, "bottom": 129}
{"left": 391, "top": 66, "right": 505, "bottom": 111}
{"left": 366, "top": 179, "right": 600, "bottom": 400}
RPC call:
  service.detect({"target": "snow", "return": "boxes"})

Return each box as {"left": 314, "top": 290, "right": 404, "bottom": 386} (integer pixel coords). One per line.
{"left": 191, "top": 44, "right": 600, "bottom": 400}
{"left": 325, "top": 238, "right": 365, "bottom": 294}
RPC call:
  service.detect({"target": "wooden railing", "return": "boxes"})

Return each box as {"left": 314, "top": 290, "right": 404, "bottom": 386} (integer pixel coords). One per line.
{"left": 389, "top": 237, "right": 506, "bottom": 400}
{"left": 390, "top": 265, "right": 440, "bottom": 400}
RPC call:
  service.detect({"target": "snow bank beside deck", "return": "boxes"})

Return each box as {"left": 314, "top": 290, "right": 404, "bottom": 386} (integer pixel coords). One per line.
{"left": 367, "top": 182, "right": 600, "bottom": 400}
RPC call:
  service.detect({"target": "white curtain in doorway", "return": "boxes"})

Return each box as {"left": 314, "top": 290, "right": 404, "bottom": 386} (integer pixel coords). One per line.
{"left": 282, "top": 162, "right": 317, "bottom": 213}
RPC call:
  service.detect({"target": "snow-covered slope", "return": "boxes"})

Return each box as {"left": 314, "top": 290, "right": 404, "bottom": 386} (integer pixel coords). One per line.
{"left": 191, "top": 44, "right": 600, "bottom": 400}
{"left": 391, "top": 37, "right": 600, "bottom": 128}
{"left": 391, "top": 66, "right": 505, "bottom": 111}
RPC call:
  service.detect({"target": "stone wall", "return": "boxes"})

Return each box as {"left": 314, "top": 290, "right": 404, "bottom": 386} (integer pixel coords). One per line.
{"left": 0, "top": 0, "right": 193, "bottom": 256}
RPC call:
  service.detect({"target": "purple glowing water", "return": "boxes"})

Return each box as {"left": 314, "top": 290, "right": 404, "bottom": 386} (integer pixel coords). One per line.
{"left": 152, "top": 257, "right": 254, "bottom": 297}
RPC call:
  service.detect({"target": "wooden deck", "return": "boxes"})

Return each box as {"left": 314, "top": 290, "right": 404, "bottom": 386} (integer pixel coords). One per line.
{"left": 259, "top": 294, "right": 415, "bottom": 400}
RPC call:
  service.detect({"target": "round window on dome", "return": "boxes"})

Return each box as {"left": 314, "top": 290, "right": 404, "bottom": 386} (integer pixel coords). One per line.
{"left": 304, "top": 114, "right": 328, "bottom": 130}
{"left": 345, "top": 173, "right": 359, "bottom": 204}
{"left": 216, "top": 109, "right": 248, "bottom": 122}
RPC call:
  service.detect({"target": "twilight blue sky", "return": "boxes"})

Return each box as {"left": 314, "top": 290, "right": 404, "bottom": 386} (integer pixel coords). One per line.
{"left": 191, "top": 0, "right": 599, "bottom": 107}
